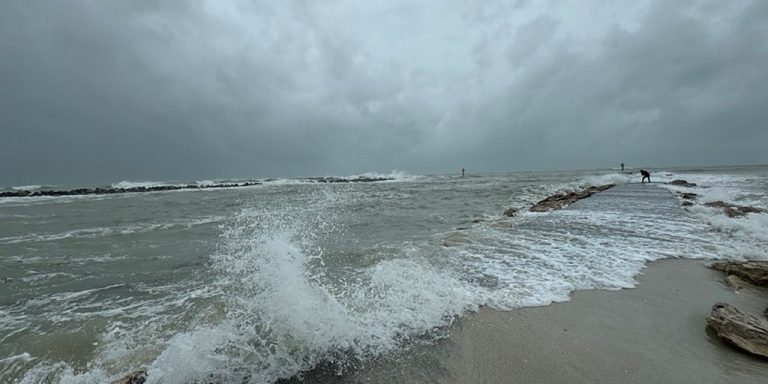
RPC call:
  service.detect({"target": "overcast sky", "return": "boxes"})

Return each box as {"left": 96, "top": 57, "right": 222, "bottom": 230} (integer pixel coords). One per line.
{"left": 1, "top": 0, "right": 766, "bottom": 185}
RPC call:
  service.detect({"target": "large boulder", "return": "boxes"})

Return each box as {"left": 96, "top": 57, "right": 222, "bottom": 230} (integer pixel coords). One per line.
{"left": 706, "top": 303, "right": 768, "bottom": 358}
{"left": 711, "top": 261, "right": 768, "bottom": 286}
{"left": 669, "top": 179, "right": 697, "bottom": 187}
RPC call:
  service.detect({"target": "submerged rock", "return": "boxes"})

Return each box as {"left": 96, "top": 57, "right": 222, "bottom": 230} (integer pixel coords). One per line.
{"left": 711, "top": 261, "right": 768, "bottom": 286}
{"left": 678, "top": 192, "right": 698, "bottom": 200}
{"left": 669, "top": 179, "right": 697, "bottom": 187}
{"left": 725, "top": 274, "right": 748, "bottom": 290}
{"left": 704, "top": 201, "right": 765, "bottom": 218}
{"left": 503, "top": 207, "right": 519, "bottom": 217}
{"left": 112, "top": 370, "right": 147, "bottom": 384}
{"left": 529, "top": 184, "right": 614, "bottom": 213}
{"left": 706, "top": 303, "right": 768, "bottom": 358}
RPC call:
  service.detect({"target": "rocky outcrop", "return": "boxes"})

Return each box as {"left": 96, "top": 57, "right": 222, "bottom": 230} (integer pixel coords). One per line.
{"left": 706, "top": 303, "right": 768, "bottom": 358}
{"left": 711, "top": 261, "right": 768, "bottom": 286}
{"left": 704, "top": 201, "right": 765, "bottom": 218}
{"left": 503, "top": 208, "right": 519, "bottom": 217}
{"left": 669, "top": 179, "right": 697, "bottom": 187}
{"left": 0, "top": 182, "right": 262, "bottom": 198}
{"left": 529, "top": 184, "right": 614, "bottom": 213}
{"left": 678, "top": 192, "right": 698, "bottom": 200}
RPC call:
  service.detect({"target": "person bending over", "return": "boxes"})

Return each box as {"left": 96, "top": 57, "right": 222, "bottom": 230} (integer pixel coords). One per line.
{"left": 640, "top": 169, "right": 651, "bottom": 183}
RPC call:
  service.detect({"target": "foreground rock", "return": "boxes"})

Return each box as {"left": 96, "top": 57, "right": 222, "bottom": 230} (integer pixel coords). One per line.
{"left": 706, "top": 302, "right": 768, "bottom": 358}
{"left": 669, "top": 179, "right": 697, "bottom": 187}
{"left": 529, "top": 184, "right": 614, "bottom": 212}
{"left": 711, "top": 261, "right": 768, "bottom": 286}
{"left": 704, "top": 201, "right": 765, "bottom": 218}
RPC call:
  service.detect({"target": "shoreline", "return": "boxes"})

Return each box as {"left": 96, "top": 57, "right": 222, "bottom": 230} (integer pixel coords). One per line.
{"left": 313, "top": 259, "right": 768, "bottom": 384}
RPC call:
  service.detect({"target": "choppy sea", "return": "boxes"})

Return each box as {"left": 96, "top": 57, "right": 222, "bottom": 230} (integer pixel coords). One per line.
{"left": 1, "top": 166, "right": 767, "bottom": 383}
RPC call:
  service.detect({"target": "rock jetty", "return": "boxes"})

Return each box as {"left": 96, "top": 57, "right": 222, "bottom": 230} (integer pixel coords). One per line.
{"left": 529, "top": 184, "right": 615, "bottom": 212}
{"left": 0, "top": 176, "right": 395, "bottom": 198}
{"left": 0, "top": 182, "right": 263, "bottom": 198}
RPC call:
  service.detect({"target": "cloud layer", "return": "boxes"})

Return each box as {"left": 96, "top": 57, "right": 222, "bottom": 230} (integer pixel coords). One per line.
{"left": 1, "top": 0, "right": 766, "bottom": 184}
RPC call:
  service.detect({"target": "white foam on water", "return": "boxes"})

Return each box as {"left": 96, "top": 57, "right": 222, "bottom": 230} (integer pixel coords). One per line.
{"left": 581, "top": 173, "right": 632, "bottom": 186}
{"left": 130, "top": 189, "right": 477, "bottom": 383}
{"left": 352, "top": 170, "right": 422, "bottom": 182}
{"left": 658, "top": 170, "right": 768, "bottom": 260}
{"left": 11, "top": 185, "right": 43, "bottom": 191}
{"left": 111, "top": 181, "right": 174, "bottom": 189}
{"left": 0, "top": 216, "right": 225, "bottom": 245}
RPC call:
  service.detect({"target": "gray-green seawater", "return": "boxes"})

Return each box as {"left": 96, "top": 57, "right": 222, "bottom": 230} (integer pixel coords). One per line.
{"left": 1, "top": 166, "right": 767, "bottom": 383}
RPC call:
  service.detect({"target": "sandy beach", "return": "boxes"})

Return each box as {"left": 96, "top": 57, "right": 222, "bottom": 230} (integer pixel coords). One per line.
{"left": 323, "top": 260, "right": 768, "bottom": 384}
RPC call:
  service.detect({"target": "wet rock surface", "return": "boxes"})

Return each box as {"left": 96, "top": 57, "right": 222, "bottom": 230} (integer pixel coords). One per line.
{"left": 712, "top": 261, "right": 768, "bottom": 286}
{"left": 704, "top": 201, "right": 766, "bottom": 218}
{"left": 503, "top": 207, "right": 519, "bottom": 217}
{"left": 528, "top": 184, "right": 615, "bottom": 212}
{"left": 706, "top": 302, "right": 768, "bottom": 358}
{"left": 669, "top": 179, "right": 698, "bottom": 187}
{"left": 112, "top": 370, "right": 147, "bottom": 384}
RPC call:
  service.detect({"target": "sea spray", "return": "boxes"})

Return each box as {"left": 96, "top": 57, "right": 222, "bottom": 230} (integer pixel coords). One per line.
{"left": 143, "top": 187, "right": 477, "bottom": 383}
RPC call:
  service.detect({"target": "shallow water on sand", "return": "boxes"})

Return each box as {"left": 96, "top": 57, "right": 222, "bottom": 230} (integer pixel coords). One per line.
{"left": 1, "top": 166, "right": 767, "bottom": 383}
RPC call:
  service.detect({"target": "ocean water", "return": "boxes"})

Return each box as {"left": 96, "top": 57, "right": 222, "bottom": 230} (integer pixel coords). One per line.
{"left": 1, "top": 166, "right": 766, "bottom": 383}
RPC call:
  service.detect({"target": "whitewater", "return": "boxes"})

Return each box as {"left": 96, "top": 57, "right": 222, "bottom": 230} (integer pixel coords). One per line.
{"left": 1, "top": 166, "right": 766, "bottom": 383}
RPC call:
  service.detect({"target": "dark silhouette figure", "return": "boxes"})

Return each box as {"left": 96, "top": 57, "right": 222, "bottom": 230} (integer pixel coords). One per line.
{"left": 461, "top": 168, "right": 465, "bottom": 177}
{"left": 640, "top": 169, "right": 651, "bottom": 183}
{"left": 621, "top": 163, "right": 625, "bottom": 172}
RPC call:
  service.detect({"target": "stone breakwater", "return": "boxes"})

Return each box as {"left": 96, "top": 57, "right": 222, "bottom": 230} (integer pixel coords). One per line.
{"left": 0, "top": 177, "right": 395, "bottom": 198}
{"left": 0, "top": 182, "right": 264, "bottom": 197}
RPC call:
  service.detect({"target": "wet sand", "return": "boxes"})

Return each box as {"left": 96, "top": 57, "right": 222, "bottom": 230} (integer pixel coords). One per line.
{"left": 325, "top": 260, "right": 768, "bottom": 384}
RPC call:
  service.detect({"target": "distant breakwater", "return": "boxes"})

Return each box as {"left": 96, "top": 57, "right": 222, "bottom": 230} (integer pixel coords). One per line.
{"left": 0, "top": 177, "right": 394, "bottom": 198}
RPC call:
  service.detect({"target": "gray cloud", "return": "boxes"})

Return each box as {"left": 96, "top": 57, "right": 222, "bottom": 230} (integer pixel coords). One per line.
{"left": 1, "top": 0, "right": 766, "bottom": 185}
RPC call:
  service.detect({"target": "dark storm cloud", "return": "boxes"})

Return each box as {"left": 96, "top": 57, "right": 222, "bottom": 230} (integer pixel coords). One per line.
{"left": 1, "top": 0, "right": 766, "bottom": 185}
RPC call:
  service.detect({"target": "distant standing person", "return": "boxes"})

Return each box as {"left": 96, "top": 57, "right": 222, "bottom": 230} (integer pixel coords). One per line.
{"left": 461, "top": 168, "right": 465, "bottom": 177}
{"left": 640, "top": 169, "right": 651, "bottom": 183}
{"left": 621, "top": 163, "right": 624, "bottom": 172}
